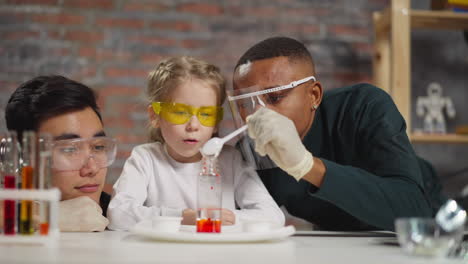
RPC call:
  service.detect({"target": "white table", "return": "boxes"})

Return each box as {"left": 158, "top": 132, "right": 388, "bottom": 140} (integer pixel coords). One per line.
{"left": 0, "top": 231, "right": 464, "bottom": 264}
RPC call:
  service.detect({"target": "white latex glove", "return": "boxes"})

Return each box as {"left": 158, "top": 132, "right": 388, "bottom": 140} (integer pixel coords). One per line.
{"left": 59, "top": 196, "right": 109, "bottom": 232}
{"left": 246, "top": 107, "right": 314, "bottom": 181}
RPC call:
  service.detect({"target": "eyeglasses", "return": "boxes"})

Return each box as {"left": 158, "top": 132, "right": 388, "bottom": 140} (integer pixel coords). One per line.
{"left": 52, "top": 137, "right": 117, "bottom": 171}
{"left": 151, "top": 102, "right": 223, "bottom": 127}
{"left": 228, "top": 75, "right": 316, "bottom": 107}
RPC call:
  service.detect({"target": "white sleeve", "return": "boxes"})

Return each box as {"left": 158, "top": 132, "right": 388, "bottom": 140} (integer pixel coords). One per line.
{"left": 107, "top": 146, "right": 182, "bottom": 231}
{"left": 231, "top": 150, "right": 285, "bottom": 226}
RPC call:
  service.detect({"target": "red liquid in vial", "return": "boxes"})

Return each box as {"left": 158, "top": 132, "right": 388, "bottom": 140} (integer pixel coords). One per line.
{"left": 196, "top": 218, "right": 221, "bottom": 233}
{"left": 4, "top": 175, "right": 16, "bottom": 235}
{"left": 40, "top": 223, "right": 49, "bottom": 235}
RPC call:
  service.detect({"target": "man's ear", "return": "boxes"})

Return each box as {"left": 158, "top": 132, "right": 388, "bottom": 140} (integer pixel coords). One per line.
{"left": 147, "top": 105, "right": 159, "bottom": 127}
{"left": 308, "top": 81, "right": 323, "bottom": 107}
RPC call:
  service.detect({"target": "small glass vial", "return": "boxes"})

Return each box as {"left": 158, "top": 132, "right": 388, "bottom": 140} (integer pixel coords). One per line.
{"left": 196, "top": 155, "right": 222, "bottom": 233}
{"left": 1, "top": 131, "right": 19, "bottom": 235}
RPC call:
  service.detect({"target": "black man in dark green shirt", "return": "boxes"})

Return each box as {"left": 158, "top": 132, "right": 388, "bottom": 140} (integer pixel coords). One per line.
{"left": 230, "top": 37, "right": 445, "bottom": 231}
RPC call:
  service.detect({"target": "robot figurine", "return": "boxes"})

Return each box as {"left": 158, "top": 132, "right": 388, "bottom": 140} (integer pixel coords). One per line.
{"left": 416, "top": 82, "right": 456, "bottom": 134}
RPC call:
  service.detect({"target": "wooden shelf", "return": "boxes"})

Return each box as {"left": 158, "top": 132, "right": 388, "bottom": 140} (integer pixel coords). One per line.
{"left": 411, "top": 10, "right": 468, "bottom": 29}
{"left": 373, "top": 0, "right": 468, "bottom": 135}
{"left": 375, "top": 8, "right": 468, "bottom": 32}
{"left": 410, "top": 133, "right": 468, "bottom": 143}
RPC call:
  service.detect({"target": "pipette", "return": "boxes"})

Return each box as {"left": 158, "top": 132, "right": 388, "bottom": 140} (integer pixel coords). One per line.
{"left": 201, "top": 125, "right": 248, "bottom": 157}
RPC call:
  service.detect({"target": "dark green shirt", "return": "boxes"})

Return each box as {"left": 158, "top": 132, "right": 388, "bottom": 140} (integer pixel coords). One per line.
{"left": 258, "top": 83, "right": 445, "bottom": 231}
{"left": 100, "top": 192, "right": 110, "bottom": 218}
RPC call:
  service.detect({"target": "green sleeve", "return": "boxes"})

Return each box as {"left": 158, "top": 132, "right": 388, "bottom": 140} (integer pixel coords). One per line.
{"left": 316, "top": 159, "right": 432, "bottom": 231}
{"left": 312, "top": 89, "right": 432, "bottom": 231}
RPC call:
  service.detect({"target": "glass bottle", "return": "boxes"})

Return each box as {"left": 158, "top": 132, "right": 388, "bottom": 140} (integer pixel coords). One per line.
{"left": 196, "top": 155, "right": 222, "bottom": 233}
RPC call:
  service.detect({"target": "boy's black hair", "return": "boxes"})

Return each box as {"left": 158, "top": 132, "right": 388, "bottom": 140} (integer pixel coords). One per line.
{"left": 235, "top": 36, "right": 314, "bottom": 70}
{"left": 5, "top": 75, "right": 102, "bottom": 135}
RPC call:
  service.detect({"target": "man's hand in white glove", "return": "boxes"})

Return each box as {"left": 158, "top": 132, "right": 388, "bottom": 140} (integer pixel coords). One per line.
{"left": 59, "top": 196, "right": 109, "bottom": 232}
{"left": 246, "top": 107, "right": 314, "bottom": 181}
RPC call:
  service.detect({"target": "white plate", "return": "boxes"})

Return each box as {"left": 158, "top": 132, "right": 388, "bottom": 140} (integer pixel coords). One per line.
{"left": 130, "top": 221, "right": 295, "bottom": 243}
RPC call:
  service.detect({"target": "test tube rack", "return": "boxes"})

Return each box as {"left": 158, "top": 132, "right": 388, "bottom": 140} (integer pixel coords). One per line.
{"left": 0, "top": 188, "right": 60, "bottom": 245}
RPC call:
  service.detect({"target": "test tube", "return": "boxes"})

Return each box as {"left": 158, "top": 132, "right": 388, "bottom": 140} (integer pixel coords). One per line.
{"left": 197, "top": 155, "right": 222, "bottom": 233}
{"left": 20, "top": 131, "right": 36, "bottom": 235}
{"left": 37, "top": 133, "right": 52, "bottom": 235}
{"left": 1, "top": 131, "right": 19, "bottom": 235}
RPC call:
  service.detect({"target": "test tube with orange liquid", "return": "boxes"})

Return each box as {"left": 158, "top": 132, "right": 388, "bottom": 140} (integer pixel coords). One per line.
{"left": 20, "top": 131, "right": 36, "bottom": 235}
{"left": 197, "top": 155, "right": 222, "bottom": 233}
{"left": 37, "top": 133, "right": 52, "bottom": 235}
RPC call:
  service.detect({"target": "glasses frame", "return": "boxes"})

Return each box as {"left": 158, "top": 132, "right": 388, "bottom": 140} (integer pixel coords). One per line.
{"left": 228, "top": 75, "right": 316, "bottom": 101}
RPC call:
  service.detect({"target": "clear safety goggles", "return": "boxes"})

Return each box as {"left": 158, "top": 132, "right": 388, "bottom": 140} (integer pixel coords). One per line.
{"left": 228, "top": 75, "right": 316, "bottom": 128}
{"left": 52, "top": 137, "right": 117, "bottom": 171}
{"left": 227, "top": 75, "right": 316, "bottom": 170}
{"left": 152, "top": 102, "right": 224, "bottom": 127}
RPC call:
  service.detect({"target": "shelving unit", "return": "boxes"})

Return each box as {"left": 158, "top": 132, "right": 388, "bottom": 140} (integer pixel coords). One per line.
{"left": 372, "top": 0, "right": 468, "bottom": 143}
{"left": 411, "top": 133, "right": 468, "bottom": 143}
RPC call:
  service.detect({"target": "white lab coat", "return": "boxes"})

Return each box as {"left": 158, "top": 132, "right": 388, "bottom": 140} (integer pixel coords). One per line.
{"left": 107, "top": 142, "right": 285, "bottom": 231}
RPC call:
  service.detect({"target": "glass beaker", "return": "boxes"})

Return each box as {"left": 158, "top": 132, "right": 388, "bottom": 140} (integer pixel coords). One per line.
{"left": 196, "top": 155, "right": 222, "bottom": 233}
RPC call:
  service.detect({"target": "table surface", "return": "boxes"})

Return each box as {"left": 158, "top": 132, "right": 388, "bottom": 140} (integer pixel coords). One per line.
{"left": 0, "top": 230, "right": 465, "bottom": 264}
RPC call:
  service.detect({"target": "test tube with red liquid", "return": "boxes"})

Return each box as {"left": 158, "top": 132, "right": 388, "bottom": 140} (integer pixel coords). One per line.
{"left": 197, "top": 155, "right": 222, "bottom": 233}
{"left": 1, "top": 131, "right": 19, "bottom": 235}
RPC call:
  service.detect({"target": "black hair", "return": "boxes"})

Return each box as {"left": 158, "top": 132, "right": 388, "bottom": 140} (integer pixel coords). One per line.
{"left": 5, "top": 75, "right": 102, "bottom": 135}
{"left": 235, "top": 36, "right": 314, "bottom": 70}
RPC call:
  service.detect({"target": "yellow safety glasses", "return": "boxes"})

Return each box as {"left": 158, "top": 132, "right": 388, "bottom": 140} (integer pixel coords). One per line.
{"left": 152, "top": 102, "right": 223, "bottom": 127}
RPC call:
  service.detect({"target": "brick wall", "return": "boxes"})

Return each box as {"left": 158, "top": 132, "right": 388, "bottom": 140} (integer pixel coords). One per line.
{"left": 1, "top": 0, "right": 390, "bottom": 183}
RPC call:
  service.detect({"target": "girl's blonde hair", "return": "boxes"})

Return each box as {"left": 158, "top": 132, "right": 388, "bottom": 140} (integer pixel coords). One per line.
{"left": 147, "top": 56, "right": 226, "bottom": 142}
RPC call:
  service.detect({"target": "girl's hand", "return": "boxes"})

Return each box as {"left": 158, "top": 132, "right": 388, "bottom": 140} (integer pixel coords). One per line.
{"left": 181, "top": 208, "right": 196, "bottom": 225}
{"left": 221, "top": 208, "right": 236, "bottom": 225}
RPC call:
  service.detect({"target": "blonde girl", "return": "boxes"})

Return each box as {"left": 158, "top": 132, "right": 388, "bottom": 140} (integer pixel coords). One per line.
{"left": 107, "top": 56, "right": 284, "bottom": 231}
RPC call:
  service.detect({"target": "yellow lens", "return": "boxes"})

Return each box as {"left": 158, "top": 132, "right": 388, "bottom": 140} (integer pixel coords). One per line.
{"left": 161, "top": 103, "right": 191, "bottom": 125}
{"left": 197, "top": 106, "right": 223, "bottom": 127}
{"left": 197, "top": 107, "right": 216, "bottom": 126}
